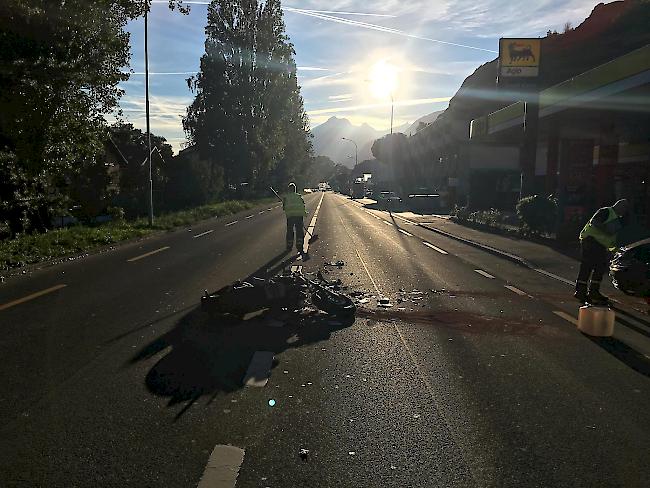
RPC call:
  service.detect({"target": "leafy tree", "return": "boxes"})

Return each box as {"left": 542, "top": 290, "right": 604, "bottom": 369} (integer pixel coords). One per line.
{"left": 0, "top": 1, "right": 187, "bottom": 234}
{"left": 108, "top": 123, "right": 173, "bottom": 218}
{"left": 184, "top": 0, "right": 311, "bottom": 193}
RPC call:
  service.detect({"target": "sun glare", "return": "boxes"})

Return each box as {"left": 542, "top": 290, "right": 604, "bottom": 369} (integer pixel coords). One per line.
{"left": 368, "top": 60, "right": 399, "bottom": 99}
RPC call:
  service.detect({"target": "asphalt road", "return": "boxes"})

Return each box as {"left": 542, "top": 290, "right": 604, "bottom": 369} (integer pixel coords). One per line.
{"left": 1, "top": 192, "right": 649, "bottom": 487}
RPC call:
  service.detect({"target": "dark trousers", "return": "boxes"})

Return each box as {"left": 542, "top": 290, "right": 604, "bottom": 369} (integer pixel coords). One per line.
{"left": 576, "top": 237, "right": 610, "bottom": 291}
{"left": 286, "top": 217, "right": 304, "bottom": 251}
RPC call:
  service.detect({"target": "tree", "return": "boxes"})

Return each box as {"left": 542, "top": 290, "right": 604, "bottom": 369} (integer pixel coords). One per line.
{"left": 108, "top": 123, "right": 173, "bottom": 218}
{"left": 184, "top": 0, "right": 311, "bottom": 193}
{"left": 0, "top": 1, "right": 187, "bottom": 234}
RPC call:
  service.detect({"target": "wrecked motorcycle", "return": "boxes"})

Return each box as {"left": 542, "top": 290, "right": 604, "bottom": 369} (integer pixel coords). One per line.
{"left": 201, "top": 271, "right": 356, "bottom": 318}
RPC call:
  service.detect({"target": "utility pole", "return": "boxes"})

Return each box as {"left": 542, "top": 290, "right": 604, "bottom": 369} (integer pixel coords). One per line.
{"left": 342, "top": 137, "right": 358, "bottom": 168}
{"left": 390, "top": 93, "right": 394, "bottom": 135}
{"left": 144, "top": 2, "right": 154, "bottom": 226}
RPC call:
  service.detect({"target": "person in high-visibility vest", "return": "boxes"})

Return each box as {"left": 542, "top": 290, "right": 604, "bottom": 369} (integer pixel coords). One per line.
{"left": 575, "top": 199, "right": 629, "bottom": 304}
{"left": 283, "top": 182, "right": 307, "bottom": 253}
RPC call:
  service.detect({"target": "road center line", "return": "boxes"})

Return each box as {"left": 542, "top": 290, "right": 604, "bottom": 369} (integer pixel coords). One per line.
{"left": 193, "top": 230, "right": 214, "bottom": 238}
{"left": 225, "top": 220, "right": 238, "bottom": 227}
{"left": 197, "top": 445, "right": 245, "bottom": 488}
{"left": 474, "top": 269, "right": 495, "bottom": 279}
{"left": 0, "top": 284, "right": 67, "bottom": 312}
{"left": 504, "top": 285, "right": 531, "bottom": 297}
{"left": 422, "top": 241, "right": 448, "bottom": 255}
{"left": 398, "top": 229, "right": 414, "bottom": 237}
{"left": 303, "top": 192, "right": 325, "bottom": 254}
{"left": 243, "top": 351, "right": 275, "bottom": 387}
{"left": 553, "top": 310, "right": 578, "bottom": 325}
{"left": 258, "top": 210, "right": 266, "bottom": 214}
{"left": 383, "top": 220, "right": 393, "bottom": 226}
{"left": 245, "top": 215, "right": 254, "bottom": 220}
{"left": 127, "top": 246, "right": 170, "bottom": 263}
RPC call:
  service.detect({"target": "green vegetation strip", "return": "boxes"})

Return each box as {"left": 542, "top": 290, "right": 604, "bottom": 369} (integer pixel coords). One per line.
{"left": 0, "top": 199, "right": 275, "bottom": 271}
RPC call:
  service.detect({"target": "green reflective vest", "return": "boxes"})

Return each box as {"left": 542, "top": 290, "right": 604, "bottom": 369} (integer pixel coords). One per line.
{"left": 579, "top": 207, "right": 619, "bottom": 251}
{"left": 283, "top": 192, "right": 306, "bottom": 218}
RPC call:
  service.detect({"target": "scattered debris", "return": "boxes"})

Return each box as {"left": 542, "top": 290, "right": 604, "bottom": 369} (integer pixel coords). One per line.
{"left": 299, "top": 448, "right": 310, "bottom": 461}
{"left": 268, "top": 399, "right": 276, "bottom": 407}
{"left": 378, "top": 297, "right": 393, "bottom": 308}
{"left": 325, "top": 260, "right": 345, "bottom": 268}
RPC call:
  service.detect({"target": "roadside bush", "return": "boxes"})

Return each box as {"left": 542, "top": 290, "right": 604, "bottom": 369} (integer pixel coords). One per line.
{"left": 468, "top": 209, "right": 507, "bottom": 228}
{"left": 516, "top": 195, "right": 558, "bottom": 236}
{"left": 107, "top": 206, "right": 125, "bottom": 222}
{"left": 450, "top": 205, "right": 470, "bottom": 222}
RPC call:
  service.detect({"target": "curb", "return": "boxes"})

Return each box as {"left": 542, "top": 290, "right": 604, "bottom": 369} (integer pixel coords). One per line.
{"left": 417, "top": 223, "right": 534, "bottom": 269}
{"left": 418, "top": 222, "right": 650, "bottom": 322}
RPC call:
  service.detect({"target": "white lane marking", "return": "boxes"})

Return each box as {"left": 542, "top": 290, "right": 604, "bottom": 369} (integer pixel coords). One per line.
{"left": 259, "top": 210, "right": 266, "bottom": 214}
{"left": 337, "top": 214, "right": 382, "bottom": 296}
{"left": 197, "top": 445, "right": 245, "bottom": 488}
{"left": 193, "top": 230, "right": 214, "bottom": 238}
{"left": 225, "top": 220, "right": 238, "bottom": 227}
{"left": 303, "top": 192, "right": 325, "bottom": 254}
{"left": 127, "top": 246, "right": 170, "bottom": 263}
{"left": 243, "top": 351, "right": 275, "bottom": 387}
{"left": 399, "top": 229, "right": 413, "bottom": 237}
{"left": 534, "top": 268, "right": 574, "bottom": 286}
{"left": 422, "top": 241, "right": 448, "bottom": 255}
{"left": 0, "top": 284, "right": 67, "bottom": 312}
{"left": 267, "top": 208, "right": 273, "bottom": 211}
{"left": 474, "top": 269, "right": 495, "bottom": 279}
{"left": 554, "top": 310, "right": 578, "bottom": 325}
{"left": 504, "top": 285, "right": 531, "bottom": 297}
{"left": 245, "top": 215, "right": 254, "bottom": 220}
{"left": 383, "top": 220, "right": 393, "bottom": 226}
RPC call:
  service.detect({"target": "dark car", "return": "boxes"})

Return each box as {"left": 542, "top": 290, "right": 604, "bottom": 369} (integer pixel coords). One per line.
{"left": 610, "top": 238, "right": 650, "bottom": 297}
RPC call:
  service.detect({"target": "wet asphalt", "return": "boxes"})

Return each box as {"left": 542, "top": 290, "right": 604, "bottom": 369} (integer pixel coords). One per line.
{"left": 1, "top": 192, "right": 649, "bottom": 487}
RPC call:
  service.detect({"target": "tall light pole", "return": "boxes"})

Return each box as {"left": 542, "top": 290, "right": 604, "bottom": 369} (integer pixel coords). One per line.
{"left": 144, "top": 1, "right": 154, "bottom": 226}
{"left": 390, "top": 93, "right": 394, "bottom": 135}
{"left": 341, "top": 137, "right": 358, "bottom": 168}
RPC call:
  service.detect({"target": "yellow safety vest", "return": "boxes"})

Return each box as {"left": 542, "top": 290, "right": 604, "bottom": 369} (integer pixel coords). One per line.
{"left": 283, "top": 192, "right": 306, "bottom": 218}
{"left": 579, "top": 207, "right": 619, "bottom": 251}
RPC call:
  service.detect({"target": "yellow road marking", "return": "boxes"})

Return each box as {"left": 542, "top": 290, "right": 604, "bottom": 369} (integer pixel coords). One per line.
{"left": 127, "top": 246, "right": 170, "bottom": 262}
{"left": 0, "top": 284, "right": 67, "bottom": 311}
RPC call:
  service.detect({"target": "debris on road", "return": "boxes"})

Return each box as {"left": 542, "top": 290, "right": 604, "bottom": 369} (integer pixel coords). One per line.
{"left": 299, "top": 449, "right": 310, "bottom": 461}
{"left": 325, "top": 260, "right": 345, "bottom": 268}
{"left": 378, "top": 297, "right": 393, "bottom": 308}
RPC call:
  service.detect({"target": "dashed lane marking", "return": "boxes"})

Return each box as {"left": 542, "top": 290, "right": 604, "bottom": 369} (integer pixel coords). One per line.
{"left": 127, "top": 246, "right": 170, "bottom": 263}
{"left": 303, "top": 192, "right": 325, "bottom": 254}
{"left": 259, "top": 210, "right": 266, "bottom": 214}
{"left": 245, "top": 215, "right": 254, "bottom": 220}
{"left": 553, "top": 310, "right": 578, "bottom": 325}
{"left": 0, "top": 284, "right": 67, "bottom": 312}
{"left": 243, "top": 351, "right": 275, "bottom": 387}
{"left": 193, "top": 230, "right": 214, "bottom": 238}
{"left": 399, "top": 229, "right": 414, "bottom": 237}
{"left": 383, "top": 220, "right": 393, "bottom": 226}
{"left": 504, "top": 285, "right": 532, "bottom": 297}
{"left": 474, "top": 269, "right": 495, "bottom": 279}
{"left": 267, "top": 208, "right": 273, "bottom": 211}
{"left": 225, "top": 220, "right": 238, "bottom": 227}
{"left": 197, "top": 445, "right": 245, "bottom": 488}
{"left": 422, "top": 241, "right": 448, "bottom": 255}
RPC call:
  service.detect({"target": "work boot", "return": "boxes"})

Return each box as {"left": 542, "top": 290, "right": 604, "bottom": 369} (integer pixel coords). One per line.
{"left": 574, "top": 281, "right": 588, "bottom": 303}
{"left": 587, "top": 282, "right": 608, "bottom": 305}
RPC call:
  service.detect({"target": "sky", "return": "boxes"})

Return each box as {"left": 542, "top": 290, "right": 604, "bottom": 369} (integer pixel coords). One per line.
{"left": 117, "top": 0, "right": 601, "bottom": 153}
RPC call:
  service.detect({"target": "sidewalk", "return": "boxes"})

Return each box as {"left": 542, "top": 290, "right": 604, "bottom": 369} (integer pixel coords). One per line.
{"left": 398, "top": 213, "right": 649, "bottom": 315}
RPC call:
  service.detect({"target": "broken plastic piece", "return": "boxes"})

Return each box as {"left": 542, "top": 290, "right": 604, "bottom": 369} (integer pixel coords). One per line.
{"left": 299, "top": 448, "right": 310, "bottom": 461}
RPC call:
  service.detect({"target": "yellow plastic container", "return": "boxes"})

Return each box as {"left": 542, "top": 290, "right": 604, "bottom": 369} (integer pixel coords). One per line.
{"left": 577, "top": 306, "right": 615, "bottom": 337}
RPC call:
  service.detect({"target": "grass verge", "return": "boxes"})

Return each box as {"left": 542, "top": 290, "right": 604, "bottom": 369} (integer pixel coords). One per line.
{"left": 0, "top": 199, "right": 276, "bottom": 271}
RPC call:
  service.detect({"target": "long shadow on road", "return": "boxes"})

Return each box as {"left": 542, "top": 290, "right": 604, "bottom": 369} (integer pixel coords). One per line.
{"left": 129, "top": 250, "right": 354, "bottom": 420}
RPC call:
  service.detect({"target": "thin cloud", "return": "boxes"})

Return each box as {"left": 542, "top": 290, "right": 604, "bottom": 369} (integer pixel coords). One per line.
{"left": 284, "top": 7, "right": 497, "bottom": 53}
{"left": 126, "top": 71, "right": 197, "bottom": 75}
{"left": 328, "top": 93, "right": 354, "bottom": 100}
{"left": 297, "top": 67, "right": 330, "bottom": 71}
{"left": 151, "top": 1, "right": 395, "bottom": 17}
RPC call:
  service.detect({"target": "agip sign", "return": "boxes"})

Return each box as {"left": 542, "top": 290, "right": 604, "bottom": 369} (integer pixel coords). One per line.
{"left": 499, "top": 38, "right": 541, "bottom": 77}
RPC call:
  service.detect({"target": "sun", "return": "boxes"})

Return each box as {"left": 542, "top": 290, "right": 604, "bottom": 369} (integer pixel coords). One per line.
{"left": 368, "top": 60, "right": 399, "bottom": 99}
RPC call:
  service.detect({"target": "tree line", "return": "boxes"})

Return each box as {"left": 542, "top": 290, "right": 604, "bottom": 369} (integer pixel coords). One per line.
{"left": 0, "top": 0, "right": 314, "bottom": 239}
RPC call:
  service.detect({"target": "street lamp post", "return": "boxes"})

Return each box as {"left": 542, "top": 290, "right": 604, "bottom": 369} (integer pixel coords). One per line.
{"left": 341, "top": 137, "right": 358, "bottom": 168}
{"left": 144, "top": 1, "right": 154, "bottom": 226}
{"left": 390, "top": 93, "right": 394, "bottom": 135}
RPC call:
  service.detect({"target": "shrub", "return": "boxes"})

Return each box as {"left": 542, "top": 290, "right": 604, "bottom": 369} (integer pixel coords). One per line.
{"left": 516, "top": 195, "right": 558, "bottom": 236}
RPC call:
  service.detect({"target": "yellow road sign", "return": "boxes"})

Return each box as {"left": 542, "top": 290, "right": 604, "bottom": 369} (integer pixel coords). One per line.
{"left": 499, "top": 38, "right": 541, "bottom": 77}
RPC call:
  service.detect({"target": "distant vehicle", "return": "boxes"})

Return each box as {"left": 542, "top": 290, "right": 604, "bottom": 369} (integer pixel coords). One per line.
{"left": 377, "top": 191, "right": 401, "bottom": 203}
{"left": 610, "top": 238, "right": 650, "bottom": 297}
{"left": 352, "top": 180, "right": 365, "bottom": 199}
{"left": 318, "top": 182, "right": 331, "bottom": 192}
